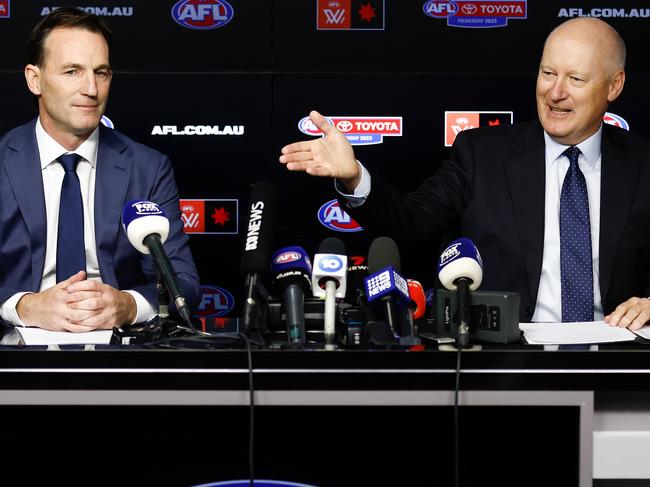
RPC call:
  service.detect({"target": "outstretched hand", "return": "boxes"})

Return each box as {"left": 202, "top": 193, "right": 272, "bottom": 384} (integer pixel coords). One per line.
{"left": 279, "top": 110, "right": 361, "bottom": 192}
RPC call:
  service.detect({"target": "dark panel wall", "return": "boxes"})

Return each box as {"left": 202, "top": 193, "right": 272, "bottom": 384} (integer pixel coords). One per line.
{"left": 1, "top": 1, "right": 649, "bottom": 316}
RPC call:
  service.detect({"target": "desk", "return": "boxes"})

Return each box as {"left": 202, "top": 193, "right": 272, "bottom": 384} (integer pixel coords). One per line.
{"left": 0, "top": 346, "right": 647, "bottom": 486}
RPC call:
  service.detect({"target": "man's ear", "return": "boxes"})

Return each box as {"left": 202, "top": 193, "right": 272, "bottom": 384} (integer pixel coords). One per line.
{"left": 25, "top": 64, "right": 42, "bottom": 96}
{"left": 607, "top": 69, "right": 625, "bottom": 103}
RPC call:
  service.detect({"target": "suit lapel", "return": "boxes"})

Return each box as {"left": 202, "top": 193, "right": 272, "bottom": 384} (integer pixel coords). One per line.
{"left": 3, "top": 122, "right": 48, "bottom": 291}
{"left": 599, "top": 126, "right": 639, "bottom": 303}
{"left": 504, "top": 123, "right": 546, "bottom": 307}
{"left": 94, "top": 126, "right": 132, "bottom": 288}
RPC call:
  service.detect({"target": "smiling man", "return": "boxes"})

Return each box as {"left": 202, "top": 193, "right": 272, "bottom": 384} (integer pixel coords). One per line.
{"left": 280, "top": 17, "right": 650, "bottom": 329}
{"left": 0, "top": 7, "right": 199, "bottom": 331}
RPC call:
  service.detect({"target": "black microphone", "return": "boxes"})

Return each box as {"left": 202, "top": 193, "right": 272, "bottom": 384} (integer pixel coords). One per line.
{"left": 437, "top": 238, "right": 484, "bottom": 348}
{"left": 270, "top": 246, "right": 312, "bottom": 346}
{"left": 240, "top": 181, "right": 278, "bottom": 333}
{"left": 121, "top": 200, "right": 193, "bottom": 327}
{"left": 367, "top": 236, "right": 407, "bottom": 338}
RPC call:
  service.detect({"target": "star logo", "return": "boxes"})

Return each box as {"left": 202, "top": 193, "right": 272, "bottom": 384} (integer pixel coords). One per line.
{"left": 358, "top": 2, "right": 376, "bottom": 22}
{"left": 211, "top": 207, "right": 230, "bottom": 226}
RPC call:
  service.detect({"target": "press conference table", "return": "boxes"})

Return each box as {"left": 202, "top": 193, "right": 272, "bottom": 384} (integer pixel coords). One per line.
{"left": 0, "top": 340, "right": 648, "bottom": 486}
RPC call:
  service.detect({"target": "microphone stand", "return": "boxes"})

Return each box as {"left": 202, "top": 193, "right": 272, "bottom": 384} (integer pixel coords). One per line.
{"left": 111, "top": 269, "right": 198, "bottom": 345}
{"left": 399, "top": 307, "right": 421, "bottom": 346}
{"left": 242, "top": 273, "right": 270, "bottom": 346}
{"left": 456, "top": 278, "right": 471, "bottom": 349}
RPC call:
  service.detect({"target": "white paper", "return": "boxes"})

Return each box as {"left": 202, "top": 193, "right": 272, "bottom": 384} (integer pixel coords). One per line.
{"left": 13, "top": 327, "right": 113, "bottom": 346}
{"left": 631, "top": 326, "right": 650, "bottom": 340}
{"left": 519, "top": 321, "right": 637, "bottom": 345}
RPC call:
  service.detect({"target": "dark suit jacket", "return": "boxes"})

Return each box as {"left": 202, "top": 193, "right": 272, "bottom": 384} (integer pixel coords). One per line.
{"left": 0, "top": 119, "right": 200, "bottom": 316}
{"left": 346, "top": 120, "right": 650, "bottom": 321}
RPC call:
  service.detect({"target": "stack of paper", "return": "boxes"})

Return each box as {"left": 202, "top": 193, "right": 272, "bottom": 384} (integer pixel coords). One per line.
{"left": 519, "top": 321, "right": 641, "bottom": 345}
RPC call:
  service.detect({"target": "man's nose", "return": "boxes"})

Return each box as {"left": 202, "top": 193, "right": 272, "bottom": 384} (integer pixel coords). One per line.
{"left": 549, "top": 77, "right": 568, "bottom": 100}
{"left": 81, "top": 72, "right": 98, "bottom": 97}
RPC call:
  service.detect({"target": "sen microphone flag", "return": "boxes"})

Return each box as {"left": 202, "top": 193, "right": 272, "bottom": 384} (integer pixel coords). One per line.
{"left": 364, "top": 266, "right": 409, "bottom": 304}
{"left": 121, "top": 200, "right": 170, "bottom": 254}
{"left": 437, "top": 237, "right": 483, "bottom": 291}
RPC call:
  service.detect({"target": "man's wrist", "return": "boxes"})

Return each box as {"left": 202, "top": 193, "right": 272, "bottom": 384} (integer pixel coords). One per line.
{"left": 15, "top": 293, "right": 34, "bottom": 323}
{"left": 120, "top": 291, "right": 137, "bottom": 325}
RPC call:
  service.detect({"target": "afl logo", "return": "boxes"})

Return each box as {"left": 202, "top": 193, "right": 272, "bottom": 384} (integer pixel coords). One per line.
{"left": 318, "top": 255, "right": 343, "bottom": 272}
{"left": 274, "top": 251, "right": 302, "bottom": 264}
{"left": 603, "top": 112, "right": 629, "bottom": 131}
{"left": 423, "top": 0, "right": 459, "bottom": 18}
{"left": 195, "top": 285, "right": 235, "bottom": 318}
{"left": 298, "top": 116, "right": 335, "bottom": 136}
{"left": 317, "top": 200, "right": 363, "bottom": 233}
{"left": 171, "top": 0, "right": 234, "bottom": 30}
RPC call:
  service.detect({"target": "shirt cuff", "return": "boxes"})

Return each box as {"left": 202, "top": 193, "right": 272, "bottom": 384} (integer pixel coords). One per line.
{"left": 0, "top": 292, "right": 31, "bottom": 327}
{"left": 334, "top": 161, "right": 371, "bottom": 208}
{"left": 124, "top": 290, "right": 157, "bottom": 324}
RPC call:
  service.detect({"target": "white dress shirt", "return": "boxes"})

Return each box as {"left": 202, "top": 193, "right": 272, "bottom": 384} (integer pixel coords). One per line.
{"left": 337, "top": 127, "right": 605, "bottom": 322}
{"left": 0, "top": 119, "right": 155, "bottom": 326}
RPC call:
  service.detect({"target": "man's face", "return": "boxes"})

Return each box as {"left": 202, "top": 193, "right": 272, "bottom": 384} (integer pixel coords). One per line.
{"left": 25, "top": 27, "right": 112, "bottom": 146}
{"left": 536, "top": 29, "right": 624, "bottom": 146}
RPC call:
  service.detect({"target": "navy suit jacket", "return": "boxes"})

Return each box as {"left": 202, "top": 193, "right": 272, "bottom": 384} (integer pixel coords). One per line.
{"left": 0, "top": 119, "right": 200, "bottom": 317}
{"left": 346, "top": 120, "right": 650, "bottom": 321}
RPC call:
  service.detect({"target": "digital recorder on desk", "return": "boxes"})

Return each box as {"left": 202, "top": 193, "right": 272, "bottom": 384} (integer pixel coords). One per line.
{"left": 435, "top": 290, "right": 521, "bottom": 344}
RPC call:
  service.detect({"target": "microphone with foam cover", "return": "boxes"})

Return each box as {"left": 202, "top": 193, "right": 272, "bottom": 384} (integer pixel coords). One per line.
{"left": 407, "top": 279, "right": 426, "bottom": 320}
{"left": 121, "top": 200, "right": 191, "bottom": 327}
{"left": 271, "top": 246, "right": 312, "bottom": 346}
{"left": 240, "top": 181, "right": 278, "bottom": 333}
{"left": 437, "top": 238, "right": 484, "bottom": 348}
{"left": 365, "top": 237, "right": 409, "bottom": 336}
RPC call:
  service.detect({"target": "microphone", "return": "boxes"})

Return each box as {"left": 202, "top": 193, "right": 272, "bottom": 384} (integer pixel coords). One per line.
{"left": 270, "top": 246, "right": 312, "bottom": 346}
{"left": 312, "top": 237, "right": 347, "bottom": 349}
{"left": 240, "top": 181, "right": 278, "bottom": 334}
{"left": 437, "top": 238, "right": 483, "bottom": 348}
{"left": 407, "top": 279, "right": 426, "bottom": 320}
{"left": 365, "top": 237, "right": 409, "bottom": 338}
{"left": 121, "top": 200, "right": 193, "bottom": 327}
{"left": 344, "top": 255, "right": 368, "bottom": 305}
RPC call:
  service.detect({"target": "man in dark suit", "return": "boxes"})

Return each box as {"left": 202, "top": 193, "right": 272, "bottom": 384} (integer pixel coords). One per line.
{"left": 0, "top": 8, "right": 199, "bottom": 331}
{"left": 279, "top": 17, "right": 650, "bottom": 329}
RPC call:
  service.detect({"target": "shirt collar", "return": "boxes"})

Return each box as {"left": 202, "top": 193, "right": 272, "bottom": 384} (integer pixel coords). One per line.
{"left": 35, "top": 117, "right": 99, "bottom": 170}
{"left": 544, "top": 125, "right": 602, "bottom": 169}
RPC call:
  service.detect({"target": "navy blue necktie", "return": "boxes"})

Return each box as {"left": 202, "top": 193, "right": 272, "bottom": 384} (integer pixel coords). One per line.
{"left": 560, "top": 146, "right": 594, "bottom": 322}
{"left": 56, "top": 153, "right": 86, "bottom": 283}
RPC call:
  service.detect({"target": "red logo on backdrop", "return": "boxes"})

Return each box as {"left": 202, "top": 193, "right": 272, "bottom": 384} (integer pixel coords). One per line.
{"left": 180, "top": 199, "right": 238, "bottom": 234}
{"left": 318, "top": 0, "right": 351, "bottom": 28}
{"left": 444, "top": 111, "right": 513, "bottom": 146}
{"left": 0, "top": 0, "right": 10, "bottom": 18}
{"left": 317, "top": 0, "right": 385, "bottom": 30}
{"left": 299, "top": 115, "right": 402, "bottom": 146}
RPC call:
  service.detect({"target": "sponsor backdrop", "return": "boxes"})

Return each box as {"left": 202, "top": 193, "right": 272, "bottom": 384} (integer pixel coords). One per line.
{"left": 1, "top": 1, "right": 650, "bottom": 317}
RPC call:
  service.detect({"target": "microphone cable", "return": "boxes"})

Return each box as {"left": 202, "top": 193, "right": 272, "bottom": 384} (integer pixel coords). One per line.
{"left": 454, "top": 344, "right": 462, "bottom": 487}
{"left": 237, "top": 332, "right": 256, "bottom": 487}
{"left": 141, "top": 330, "right": 257, "bottom": 485}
